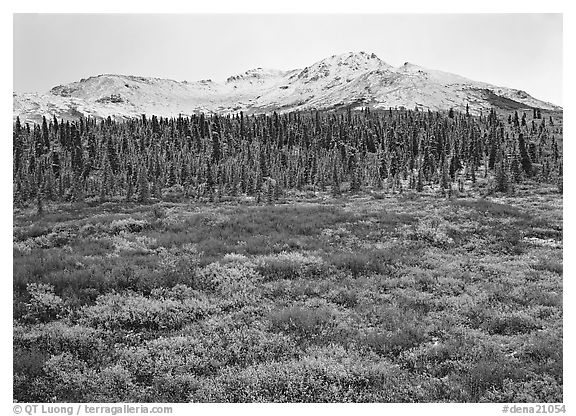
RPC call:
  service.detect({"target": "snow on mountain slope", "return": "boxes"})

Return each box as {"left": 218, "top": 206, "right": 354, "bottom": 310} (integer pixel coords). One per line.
{"left": 13, "top": 51, "right": 561, "bottom": 124}
{"left": 226, "top": 68, "right": 293, "bottom": 88}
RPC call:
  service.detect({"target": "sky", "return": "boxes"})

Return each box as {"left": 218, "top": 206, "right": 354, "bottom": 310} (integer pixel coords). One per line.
{"left": 13, "top": 14, "right": 563, "bottom": 105}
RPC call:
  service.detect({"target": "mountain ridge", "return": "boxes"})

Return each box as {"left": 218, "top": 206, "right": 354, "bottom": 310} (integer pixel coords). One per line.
{"left": 13, "top": 51, "right": 561, "bottom": 123}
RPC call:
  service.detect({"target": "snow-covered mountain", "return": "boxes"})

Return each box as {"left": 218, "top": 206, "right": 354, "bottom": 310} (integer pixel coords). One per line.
{"left": 13, "top": 51, "right": 561, "bottom": 123}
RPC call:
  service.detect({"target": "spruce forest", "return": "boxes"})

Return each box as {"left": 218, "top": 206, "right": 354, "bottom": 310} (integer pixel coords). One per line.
{"left": 13, "top": 107, "right": 562, "bottom": 207}
{"left": 13, "top": 107, "right": 564, "bottom": 403}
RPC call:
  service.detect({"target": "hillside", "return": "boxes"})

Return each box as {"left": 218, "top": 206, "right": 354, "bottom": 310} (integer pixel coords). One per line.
{"left": 13, "top": 51, "right": 561, "bottom": 123}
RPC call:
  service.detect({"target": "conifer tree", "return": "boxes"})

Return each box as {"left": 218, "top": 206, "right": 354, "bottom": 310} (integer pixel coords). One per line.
{"left": 11, "top": 107, "right": 562, "bottom": 206}
{"left": 416, "top": 169, "right": 424, "bottom": 192}
{"left": 510, "top": 152, "right": 522, "bottom": 183}
{"left": 517, "top": 133, "right": 533, "bottom": 177}
{"left": 137, "top": 165, "right": 149, "bottom": 203}
{"left": 41, "top": 116, "right": 50, "bottom": 152}
{"left": 494, "top": 156, "right": 510, "bottom": 193}
{"left": 331, "top": 162, "right": 341, "bottom": 197}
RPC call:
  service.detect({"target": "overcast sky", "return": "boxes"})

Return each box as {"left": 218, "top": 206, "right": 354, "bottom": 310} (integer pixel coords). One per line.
{"left": 13, "top": 14, "right": 562, "bottom": 105}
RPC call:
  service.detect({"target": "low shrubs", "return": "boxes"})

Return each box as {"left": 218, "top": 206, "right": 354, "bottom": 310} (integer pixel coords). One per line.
{"left": 109, "top": 233, "right": 158, "bottom": 256}
{"left": 331, "top": 288, "right": 359, "bottom": 308}
{"left": 453, "top": 199, "right": 528, "bottom": 219}
{"left": 191, "top": 345, "right": 427, "bottom": 402}
{"left": 329, "top": 250, "right": 393, "bottom": 276}
{"left": 362, "top": 325, "right": 428, "bottom": 356}
{"left": 108, "top": 218, "right": 150, "bottom": 234}
{"left": 79, "top": 291, "right": 214, "bottom": 331}
{"left": 482, "top": 375, "right": 562, "bottom": 403}
{"left": 42, "top": 353, "right": 138, "bottom": 402}
{"left": 458, "top": 350, "right": 526, "bottom": 401}
{"left": 532, "top": 259, "right": 563, "bottom": 275}
{"left": 194, "top": 261, "right": 261, "bottom": 292}
{"left": 118, "top": 323, "right": 297, "bottom": 382}
{"left": 268, "top": 305, "right": 334, "bottom": 338}
{"left": 255, "top": 252, "right": 327, "bottom": 281}
{"left": 405, "top": 215, "right": 454, "bottom": 246}
{"left": 14, "top": 322, "right": 106, "bottom": 363}
{"left": 12, "top": 189, "right": 563, "bottom": 403}
{"left": 483, "top": 312, "right": 541, "bottom": 335}
{"left": 162, "top": 184, "right": 186, "bottom": 202}
{"left": 22, "top": 283, "right": 65, "bottom": 323}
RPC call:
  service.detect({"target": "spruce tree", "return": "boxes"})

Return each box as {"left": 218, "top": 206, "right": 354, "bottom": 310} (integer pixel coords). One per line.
{"left": 494, "top": 156, "right": 510, "bottom": 193}
{"left": 137, "top": 166, "right": 150, "bottom": 203}
{"left": 510, "top": 153, "right": 522, "bottom": 183}
{"left": 517, "top": 133, "right": 533, "bottom": 177}
{"left": 416, "top": 169, "right": 424, "bottom": 192}
{"left": 331, "top": 162, "right": 341, "bottom": 197}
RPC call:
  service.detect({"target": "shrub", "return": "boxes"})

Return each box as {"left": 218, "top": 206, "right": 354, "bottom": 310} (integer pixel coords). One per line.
{"left": 461, "top": 355, "right": 524, "bottom": 401}
{"left": 150, "top": 205, "right": 167, "bottom": 220}
{"left": 483, "top": 312, "right": 541, "bottom": 335}
{"left": 146, "top": 373, "right": 200, "bottom": 402}
{"left": 13, "top": 250, "right": 78, "bottom": 296}
{"left": 495, "top": 229, "right": 525, "bottom": 254}
{"left": 331, "top": 288, "right": 359, "bottom": 308}
{"left": 268, "top": 306, "right": 333, "bottom": 338}
{"left": 482, "top": 375, "right": 562, "bottom": 403}
{"left": 393, "top": 288, "right": 438, "bottom": 314}
{"left": 46, "top": 227, "right": 74, "bottom": 247}
{"left": 14, "top": 322, "right": 106, "bottom": 363}
{"left": 329, "top": 250, "right": 392, "bottom": 277}
{"left": 532, "top": 259, "right": 563, "bottom": 275}
{"left": 453, "top": 199, "right": 527, "bottom": 218}
{"left": 79, "top": 292, "right": 213, "bottom": 331}
{"left": 191, "top": 345, "right": 423, "bottom": 402}
{"left": 14, "top": 224, "right": 51, "bottom": 241}
{"left": 157, "top": 243, "right": 200, "bottom": 274}
{"left": 118, "top": 324, "right": 297, "bottom": 382}
{"left": 108, "top": 218, "right": 150, "bottom": 234}
{"left": 23, "top": 283, "right": 65, "bottom": 323}
{"left": 13, "top": 228, "right": 74, "bottom": 251}
{"left": 194, "top": 261, "right": 261, "bottom": 292}
{"left": 14, "top": 346, "right": 49, "bottom": 378}
{"left": 12, "top": 180, "right": 563, "bottom": 403}
{"left": 406, "top": 216, "right": 454, "bottom": 246}
{"left": 518, "top": 329, "right": 563, "bottom": 378}
{"left": 162, "top": 184, "right": 186, "bottom": 202}
{"left": 150, "top": 284, "right": 201, "bottom": 301}
{"left": 72, "top": 237, "right": 115, "bottom": 256}
{"left": 13, "top": 348, "right": 53, "bottom": 401}
{"left": 87, "top": 365, "right": 136, "bottom": 402}
{"left": 255, "top": 252, "right": 327, "bottom": 281}
{"left": 109, "top": 233, "right": 157, "bottom": 255}
{"left": 461, "top": 302, "right": 493, "bottom": 329}
{"left": 43, "top": 352, "right": 92, "bottom": 402}
{"left": 428, "top": 334, "right": 527, "bottom": 402}
{"left": 78, "top": 222, "right": 109, "bottom": 237}
{"left": 363, "top": 326, "right": 427, "bottom": 356}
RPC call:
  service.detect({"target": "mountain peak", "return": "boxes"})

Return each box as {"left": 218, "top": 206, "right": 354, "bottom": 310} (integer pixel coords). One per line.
{"left": 334, "top": 51, "right": 380, "bottom": 59}
{"left": 14, "top": 51, "right": 561, "bottom": 123}
{"left": 320, "top": 51, "right": 389, "bottom": 67}
{"left": 296, "top": 51, "right": 391, "bottom": 82}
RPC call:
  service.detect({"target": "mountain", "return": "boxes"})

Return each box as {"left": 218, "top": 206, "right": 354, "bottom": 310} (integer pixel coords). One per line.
{"left": 13, "top": 51, "right": 561, "bottom": 123}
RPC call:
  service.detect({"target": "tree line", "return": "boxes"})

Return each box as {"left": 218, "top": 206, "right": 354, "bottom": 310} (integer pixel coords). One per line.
{"left": 13, "top": 106, "right": 563, "bottom": 210}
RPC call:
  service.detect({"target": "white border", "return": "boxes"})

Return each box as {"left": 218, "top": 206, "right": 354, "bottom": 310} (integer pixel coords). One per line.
{"left": 2, "top": 3, "right": 571, "bottom": 415}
